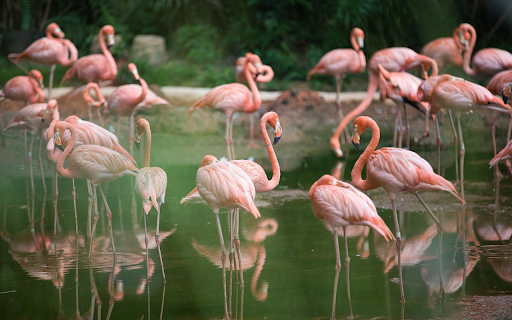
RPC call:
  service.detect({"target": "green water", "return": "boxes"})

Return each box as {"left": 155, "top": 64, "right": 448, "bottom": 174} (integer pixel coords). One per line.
{"left": 1, "top": 119, "right": 512, "bottom": 320}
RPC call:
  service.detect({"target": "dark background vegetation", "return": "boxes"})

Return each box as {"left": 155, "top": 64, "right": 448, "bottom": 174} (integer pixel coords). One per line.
{"left": 1, "top": 0, "right": 512, "bottom": 90}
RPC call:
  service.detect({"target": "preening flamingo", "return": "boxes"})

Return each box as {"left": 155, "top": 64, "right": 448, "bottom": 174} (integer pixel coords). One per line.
{"left": 459, "top": 23, "right": 512, "bottom": 76}
{"left": 53, "top": 121, "right": 138, "bottom": 259}
{"left": 134, "top": 118, "right": 168, "bottom": 282}
{"left": 309, "top": 174, "right": 393, "bottom": 319}
{"left": 188, "top": 52, "right": 264, "bottom": 160}
{"left": 307, "top": 27, "right": 366, "bottom": 142}
{"left": 5, "top": 99, "right": 60, "bottom": 194}
{"left": 183, "top": 155, "right": 260, "bottom": 319}
{"left": 61, "top": 25, "right": 117, "bottom": 85}
{"left": 83, "top": 82, "right": 108, "bottom": 126}
{"left": 106, "top": 63, "right": 148, "bottom": 153}
{"left": 421, "top": 24, "right": 468, "bottom": 71}
{"left": 330, "top": 47, "right": 438, "bottom": 157}
{"left": 8, "top": 23, "right": 78, "bottom": 99}
{"left": 377, "top": 64, "right": 430, "bottom": 149}
{"left": 351, "top": 116, "right": 464, "bottom": 302}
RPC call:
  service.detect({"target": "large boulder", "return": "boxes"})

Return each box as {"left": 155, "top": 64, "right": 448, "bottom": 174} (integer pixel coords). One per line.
{"left": 131, "top": 35, "right": 168, "bottom": 65}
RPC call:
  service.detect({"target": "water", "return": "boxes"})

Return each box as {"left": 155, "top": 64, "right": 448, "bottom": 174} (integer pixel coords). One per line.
{"left": 1, "top": 117, "right": 512, "bottom": 320}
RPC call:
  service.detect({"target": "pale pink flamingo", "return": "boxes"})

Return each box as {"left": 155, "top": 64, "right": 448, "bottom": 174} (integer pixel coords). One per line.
{"left": 421, "top": 25, "right": 468, "bottom": 71}
{"left": 106, "top": 63, "right": 148, "bottom": 153}
{"left": 61, "top": 25, "right": 117, "bottom": 85}
{"left": 188, "top": 52, "right": 264, "bottom": 160}
{"left": 53, "top": 121, "right": 138, "bottom": 259}
{"left": 236, "top": 55, "right": 274, "bottom": 147}
{"left": 5, "top": 99, "right": 60, "bottom": 194}
{"left": 330, "top": 47, "right": 438, "bottom": 157}
{"left": 459, "top": 23, "right": 512, "bottom": 76}
{"left": 134, "top": 118, "right": 167, "bottom": 283}
{"left": 309, "top": 174, "right": 393, "bottom": 319}
{"left": 83, "top": 83, "right": 107, "bottom": 126}
{"left": 8, "top": 23, "right": 78, "bottom": 99}
{"left": 351, "top": 116, "right": 464, "bottom": 302}
{"left": 307, "top": 27, "right": 366, "bottom": 142}
{"left": 182, "top": 155, "right": 260, "bottom": 320}
{"left": 377, "top": 64, "right": 430, "bottom": 149}
{"left": 135, "top": 88, "right": 171, "bottom": 113}
{"left": 418, "top": 77, "right": 511, "bottom": 195}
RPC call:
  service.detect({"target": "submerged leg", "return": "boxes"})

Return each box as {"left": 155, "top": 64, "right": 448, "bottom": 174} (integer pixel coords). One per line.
{"left": 391, "top": 197, "right": 405, "bottom": 302}
{"left": 89, "top": 186, "right": 99, "bottom": 260}
{"left": 156, "top": 208, "right": 166, "bottom": 282}
{"left": 215, "top": 212, "right": 230, "bottom": 320}
{"left": 234, "top": 209, "right": 244, "bottom": 286}
{"left": 143, "top": 210, "right": 151, "bottom": 319}
{"left": 99, "top": 185, "right": 117, "bottom": 258}
{"left": 457, "top": 116, "right": 465, "bottom": 202}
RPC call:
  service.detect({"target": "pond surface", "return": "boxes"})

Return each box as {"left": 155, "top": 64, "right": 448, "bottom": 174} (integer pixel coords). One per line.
{"left": 1, "top": 113, "right": 512, "bottom": 320}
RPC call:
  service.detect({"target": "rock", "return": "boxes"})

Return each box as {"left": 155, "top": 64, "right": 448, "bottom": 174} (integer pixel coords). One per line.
{"left": 131, "top": 35, "right": 168, "bottom": 65}
{"left": 90, "top": 34, "right": 123, "bottom": 54}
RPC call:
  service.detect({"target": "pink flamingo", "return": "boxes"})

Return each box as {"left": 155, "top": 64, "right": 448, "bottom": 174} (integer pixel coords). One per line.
{"left": 134, "top": 118, "right": 167, "bottom": 283}
{"left": 183, "top": 155, "right": 260, "bottom": 319}
{"left": 307, "top": 27, "right": 366, "bottom": 142}
{"left": 61, "top": 25, "right": 117, "bottom": 85}
{"left": 83, "top": 82, "right": 107, "bottom": 126}
{"left": 459, "top": 23, "right": 512, "bottom": 76}
{"left": 351, "top": 116, "right": 464, "bottom": 302}
{"left": 8, "top": 23, "right": 78, "bottom": 99}
{"left": 53, "top": 121, "right": 138, "bottom": 259}
{"left": 188, "top": 52, "right": 264, "bottom": 160}
{"left": 330, "top": 47, "right": 438, "bottom": 157}
{"left": 309, "top": 174, "right": 393, "bottom": 319}
{"left": 377, "top": 64, "right": 430, "bottom": 149}
{"left": 236, "top": 55, "right": 274, "bottom": 147}
{"left": 421, "top": 24, "right": 468, "bottom": 71}
{"left": 5, "top": 99, "right": 60, "bottom": 194}
{"left": 106, "top": 63, "right": 148, "bottom": 153}
{"left": 135, "top": 89, "right": 171, "bottom": 113}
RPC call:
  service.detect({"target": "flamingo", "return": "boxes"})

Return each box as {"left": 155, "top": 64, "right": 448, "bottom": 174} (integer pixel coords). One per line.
{"left": 8, "top": 23, "right": 78, "bottom": 99}
{"left": 53, "top": 121, "right": 138, "bottom": 259}
{"left": 61, "top": 25, "right": 117, "bottom": 85}
{"left": 134, "top": 118, "right": 168, "bottom": 283}
{"left": 350, "top": 116, "right": 464, "bottom": 302}
{"left": 236, "top": 55, "right": 274, "bottom": 147}
{"left": 83, "top": 83, "right": 108, "bottom": 126}
{"left": 184, "top": 155, "right": 260, "bottom": 319}
{"left": 421, "top": 24, "right": 467, "bottom": 71}
{"left": 459, "top": 23, "right": 512, "bottom": 76}
{"left": 377, "top": 64, "right": 430, "bottom": 149}
{"left": 5, "top": 99, "right": 60, "bottom": 194}
{"left": 330, "top": 47, "right": 438, "bottom": 157}
{"left": 307, "top": 27, "right": 366, "bottom": 142}
{"left": 188, "top": 52, "right": 264, "bottom": 160}
{"left": 309, "top": 174, "right": 393, "bottom": 319}
{"left": 106, "top": 63, "right": 148, "bottom": 153}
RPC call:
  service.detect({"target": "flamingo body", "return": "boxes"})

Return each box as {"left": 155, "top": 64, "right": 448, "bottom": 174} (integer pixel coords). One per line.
{"left": 421, "top": 37, "right": 463, "bottom": 71}
{"left": 136, "top": 167, "right": 167, "bottom": 214}
{"left": 486, "top": 70, "right": 512, "bottom": 95}
{"left": 1, "top": 71, "right": 44, "bottom": 104}
{"left": 5, "top": 101, "right": 59, "bottom": 134}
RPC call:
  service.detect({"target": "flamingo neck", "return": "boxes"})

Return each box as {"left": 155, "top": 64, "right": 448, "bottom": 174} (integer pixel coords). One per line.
{"left": 52, "top": 104, "right": 60, "bottom": 121}
{"left": 260, "top": 114, "right": 280, "bottom": 191}
{"left": 29, "top": 77, "right": 45, "bottom": 102}
{"left": 244, "top": 60, "right": 261, "bottom": 113}
{"left": 56, "top": 123, "right": 77, "bottom": 179}
{"left": 463, "top": 27, "right": 477, "bottom": 76}
{"left": 99, "top": 28, "right": 118, "bottom": 79}
{"left": 351, "top": 120, "right": 380, "bottom": 191}
{"left": 59, "top": 39, "right": 78, "bottom": 66}
{"left": 358, "top": 50, "right": 366, "bottom": 73}
{"left": 135, "top": 78, "right": 148, "bottom": 107}
{"left": 142, "top": 122, "right": 152, "bottom": 168}
{"left": 250, "top": 245, "right": 267, "bottom": 302}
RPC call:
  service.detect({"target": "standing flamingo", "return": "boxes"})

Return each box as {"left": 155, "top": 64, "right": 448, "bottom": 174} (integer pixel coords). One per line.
{"left": 183, "top": 155, "right": 260, "bottom": 319}
{"left": 61, "top": 25, "right": 117, "bottom": 85}
{"left": 330, "top": 47, "right": 438, "bottom": 157}
{"left": 459, "top": 23, "right": 512, "bottom": 76}
{"left": 188, "top": 52, "right": 264, "bottom": 160}
{"left": 5, "top": 99, "right": 60, "bottom": 194}
{"left": 309, "top": 174, "right": 393, "bottom": 319}
{"left": 307, "top": 27, "right": 366, "bottom": 142}
{"left": 377, "top": 64, "right": 430, "bottom": 149}
{"left": 8, "top": 23, "right": 78, "bottom": 99}
{"left": 83, "top": 82, "right": 107, "bottom": 126}
{"left": 350, "top": 116, "right": 464, "bottom": 302}
{"left": 134, "top": 118, "right": 168, "bottom": 284}
{"left": 53, "top": 121, "right": 138, "bottom": 259}
{"left": 421, "top": 24, "right": 468, "bottom": 71}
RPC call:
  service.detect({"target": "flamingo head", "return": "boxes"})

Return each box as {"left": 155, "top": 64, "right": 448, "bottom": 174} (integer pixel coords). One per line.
{"left": 265, "top": 112, "right": 282, "bottom": 145}
{"left": 457, "top": 23, "right": 473, "bottom": 51}
{"left": 41, "top": 99, "right": 58, "bottom": 123}
{"left": 128, "top": 63, "right": 140, "bottom": 81}
{"left": 199, "top": 155, "right": 218, "bottom": 167}
{"left": 329, "top": 136, "right": 343, "bottom": 158}
{"left": 352, "top": 27, "right": 364, "bottom": 50}
{"left": 246, "top": 52, "right": 263, "bottom": 80}
{"left": 351, "top": 116, "right": 373, "bottom": 151}
{"left": 134, "top": 118, "right": 150, "bottom": 150}
{"left": 48, "top": 23, "right": 65, "bottom": 39}
{"left": 29, "top": 70, "right": 44, "bottom": 89}
{"left": 53, "top": 129, "right": 64, "bottom": 152}
{"left": 103, "top": 25, "right": 116, "bottom": 49}
{"left": 502, "top": 82, "right": 512, "bottom": 105}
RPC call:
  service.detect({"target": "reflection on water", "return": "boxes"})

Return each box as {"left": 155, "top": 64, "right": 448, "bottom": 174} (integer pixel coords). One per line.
{"left": 2, "top": 129, "right": 512, "bottom": 319}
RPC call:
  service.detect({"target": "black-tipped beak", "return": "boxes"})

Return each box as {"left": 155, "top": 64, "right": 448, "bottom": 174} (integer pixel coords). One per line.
{"left": 101, "top": 101, "right": 105, "bottom": 107}
{"left": 273, "top": 136, "right": 281, "bottom": 145}
{"left": 41, "top": 118, "right": 45, "bottom": 123}
{"left": 254, "top": 72, "right": 261, "bottom": 80}
{"left": 56, "top": 144, "right": 64, "bottom": 152}
{"left": 502, "top": 90, "right": 509, "bottom": 105}
{"left": 352, "top": 141, "right": 361, "bottom": 151}
{"left": 135, "top": 140, "right": 141, "bottom": 150}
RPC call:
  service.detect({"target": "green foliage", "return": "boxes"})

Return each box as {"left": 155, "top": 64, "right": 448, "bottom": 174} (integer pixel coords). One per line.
{"left": 172, "top": 25, "right": 224, "bottom": 63}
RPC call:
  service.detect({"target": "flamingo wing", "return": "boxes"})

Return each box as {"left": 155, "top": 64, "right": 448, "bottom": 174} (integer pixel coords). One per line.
{"left": 136, "top": 167, "right": 168, "bottom": 214}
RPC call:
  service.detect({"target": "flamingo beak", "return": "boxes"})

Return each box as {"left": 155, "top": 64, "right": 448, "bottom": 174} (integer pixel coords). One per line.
{"left": 273, "top": 119, "right": 282, "bottom": 145}
{"left": 254, "top": 63, "right": 262, "bottom": 80}
{"left": 135, "top": 133, "right": 141, "bottom": 150}
{"left": 351, "top": 126, "right": 361, "bottom": 151}
{"left": 39, "top": 81, "right": 44, "bottom": 89}
{"left": 132, "top": 68, "right": 140, "bottom": 81}
{"left": 357, "top": 37, "right": 364, "bottom": 49}
{"left": 107, "top": 33, "right": 115, "bottom": 49}
{"left": 502, "top": 89, "right": 509, "bottom": 105}
{"left": 53, "top": 130, "right": 64, "bottom": 151}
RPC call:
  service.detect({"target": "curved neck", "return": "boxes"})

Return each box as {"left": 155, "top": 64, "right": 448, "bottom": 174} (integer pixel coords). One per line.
{"left": 142, "top": 122, "right": 152, "bottom": 168}
{"left": 250, "top": 245, "right": 267, "bottom": 302}
{"left": 255, "top": 65, "right": 274, "bottom": 83}
{"left": 29, "top": 77, "right": 45, "bottom": 102}
{"left": 351, "top": 121, "right": 380, "bottom": 191}
{"left": 244, "top": 60, "right": 261, "bottom": 113}
{"left": 260, "top": 114, "right": 280, "bottom": 191}
{"left": 350, "top": 33, "right": 359, "bottom": 51}
{"left": 135, "top": 78, "right": 148, "bottom": 106}
{"left": 56, "top": 123, "right": 77, "bottom": 179}
{"left": 98, "top": 28, "right": 118, "bottom": 79}
{"left": 59, "top": 39, "right": 78, "bottom": 66}
{"left": 463, "top": 27, "right": 477, "bottom": 76}
{"left": 358, "top": 50, "right": 366, "bottom": 73}
{"left": 84, "top": 83, "right": 104, "bottom": 105}
{"left": 46, "top": 28, "right": 54, "bottom": 39}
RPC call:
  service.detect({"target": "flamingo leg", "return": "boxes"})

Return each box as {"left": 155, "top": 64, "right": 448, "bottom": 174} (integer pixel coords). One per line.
{"left": 28, "top": 132, "right": 35, "bottom": 196}
{"left": 160, "top": 283, "right": 166, "bottom": 320}
{"left": 228, "top": 210, "right": 234, "bottom": 314}
{"left": 331, "top": 226, "right": 341, "bottom": 320}
{"left": 87, "top": 180, "right": 93, "bottom": 240}
{"left": 48, "top": 64, "right": 56, "bottom": 100}
{"left": 457, "top": 115, "right": 465, "bottom": 202}
{"left": 99, "top": 185, "right": 117, "bottom": 258}
{"left": 247, "top": 114, "right": 260, "bottom": 148}
{"left": 89, "top": 186, "right": 99, "bottom": 260}
{"left": 71, "top": 179, "right": 78, "bottom": 239}
{"left": 87, "top": 105, "right": 94, "bottom": 123}
{"left": 230, "top": 115, "right": 236, "bottom": 160}
{"left": 97, "top": 108, "right": 105, "bottom": 127}
{"left": 403, "top": 104, "right": 410, "bottom": 149}
{"left": 215, "top": 212, "right": 230, "bottom": 320}
{"left": 37, "top": 132, "right": 46, "bottom": 193}
{"left": 391, "top": 197, "right": 405, "bottom": 302}
{"left": 8, "top": 54, "right": 29, "bottom": 74}
{"left": 117, "top": 117, "right": 121, "bottom": 137}
{"left": 448, "top": 111, "right": 460, "bottom": 185}
{"left": 116, "top": 180, "right": 124, "bottom": 234}
{"left": 129, "top": 112, "right": 136, "bottom": 155}
{"left": 435, "top": 116, "right": 441, "bottom": 174}
{"left": 398, "top": 107, "right": 404, "bottom": 148}
{"left": 155, "top": 206, "right": 166, "bottom": 282}
{"left": 393, "top": 107, "right": 399, "bottom": 148}
{"left": 506, "top": 112, "right": 512, "bottom": 178}
{"left": 234, "top": 208, "right": 244, "bottom": 286}
{"left": 225, "top": 114, "right": 233, "bottom": 160}
{"left": 343, "top": 226, "right": 353, "bottom": 319}
{"left": 143, "top": 210, "right": 151, "bottom": 319}
{"left": 491, "top": 122, "right": 505, "bottom": 179}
